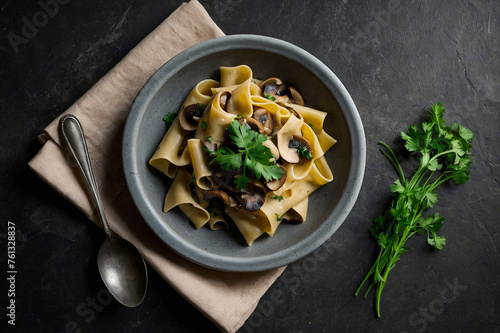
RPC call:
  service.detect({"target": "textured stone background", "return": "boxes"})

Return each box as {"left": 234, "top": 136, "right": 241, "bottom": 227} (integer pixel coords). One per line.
{"left": 1, "top": 0, "right": 499, "bottom": 332}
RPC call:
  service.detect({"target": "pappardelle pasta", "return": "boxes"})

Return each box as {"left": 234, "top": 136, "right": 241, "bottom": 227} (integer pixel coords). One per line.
{"left": 149, "top": 65, "right": 337, "bottom": 245}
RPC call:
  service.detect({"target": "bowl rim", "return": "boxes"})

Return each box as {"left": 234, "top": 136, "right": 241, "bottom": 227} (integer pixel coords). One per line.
{"left": 123, "top": 34, "right": 366, "bottom": 272}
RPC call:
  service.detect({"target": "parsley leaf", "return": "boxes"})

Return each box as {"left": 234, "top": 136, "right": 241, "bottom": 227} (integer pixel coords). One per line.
{"left": 211, "top": 120, "right": 285, "bottom": 189}
{"left": 234, "top": 173, "right": 250, "bottom": 189}
{"left": 264, "top": 93, "right": 276, "bottom": 101}
{"left": 163, "top": 112, "right": 178, "bottom": 129}
{"left": 355, "top": 102, "right": 473, "bottom": 317}
{"left": 212, "top": 146, "right": 243, "bottom": 171}
{"left": 297, "top": 146, "right": 313, "bottom": 159}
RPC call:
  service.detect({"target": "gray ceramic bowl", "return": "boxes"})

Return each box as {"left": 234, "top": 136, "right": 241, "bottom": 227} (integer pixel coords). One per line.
{"left": 123, "top": 35, "right": 365, "bottom": 272}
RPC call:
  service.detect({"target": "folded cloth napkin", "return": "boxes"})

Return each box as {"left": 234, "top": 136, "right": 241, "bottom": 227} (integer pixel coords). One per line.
{"left": 28, "top": 1, "right": 286, "bottom": 332}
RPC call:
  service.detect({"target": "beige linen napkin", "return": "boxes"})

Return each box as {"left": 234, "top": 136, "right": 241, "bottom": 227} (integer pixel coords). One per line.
{"left": 28, "top": 1, "right": 286, "bottom": 332}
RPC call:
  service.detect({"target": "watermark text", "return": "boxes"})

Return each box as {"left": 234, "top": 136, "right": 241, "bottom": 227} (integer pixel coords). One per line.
{"left": 7, "top": 0, "right": 73, "bottom": 54}
{"left": 6, "top": 221, "right": 17, "bottom": 326}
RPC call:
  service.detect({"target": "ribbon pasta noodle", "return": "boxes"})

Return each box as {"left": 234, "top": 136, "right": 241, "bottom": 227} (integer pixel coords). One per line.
{"left": 149, "top": 65, "right": 337, "bottom": 245}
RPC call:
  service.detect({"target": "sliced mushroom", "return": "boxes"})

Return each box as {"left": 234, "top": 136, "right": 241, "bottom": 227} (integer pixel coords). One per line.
{"left": 219, "top": 91, "right": 230, "bottom": 111}
{"left": 203, "top": 138, "right": 219, "bottom": 154}
{"left": 224, "top": 180, "right": 241, "bottom": 194}
{"left": 287, "top": 106, "right": 303, "bottom": 120}
{"left": 252, "top": 108, "right": 274, "bottom": 135}
{"left": 238, "top": 117, "right": 265, "bottom": 134}
{"left": 179, "top": 104, "right": 203, "bottom": 131}
{"left": 262, "top": 139, "right": 279, "bottom": 161}
{"left": 221, "top": 171, "right": 243, "bottom": 194}
{"left": 213, "top": 170, "right": 232, "bottom": 188}
{"left": 202, "top": 189, "right": 231, "bottom": 210}
{"left": 280, "top": 135, "right": 313, "bottom": 164}
{"left": 288, "top": 86, "right": 305, "bottom": 106}
{"left": 239, "top": 180, "right": 267, "bottom": 212}
{"left": 265, "top": 164, "right": 287, "bottom": 191}
{"left": 290, "top": 135, "right": 313, "bottom": 161}
{"left": 260, "top": 77, "right": 289, "bottom": 103}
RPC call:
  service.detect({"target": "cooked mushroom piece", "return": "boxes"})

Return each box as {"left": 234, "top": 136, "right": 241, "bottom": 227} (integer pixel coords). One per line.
{"left": 280, "top": 135, "right": 313, "bottom": 164}
{"left": 288, "top": 106, "right": 303, "bottom": 120}
{"left": 213, "top": 169, "right": 233, "bottom": 188}
{"left": 265, "top": 164, "right": 287, "bottom": 191}
{"left": 262, "top": 139, "right": 279, "bottom": 161}
{"left": 203, "top": 138, "right": 219, "bottom": 154}
{"left": 219, "top": 91, "right": 230, "bottom": 111}
{"left": 260, "top": 77, "right": 289, "bottom": 103}
{"left": 202, "top": 189, "right": 231, "bottom": 210}
{"left": 219, "top": 171, "right": 243, "bottom": 194}
{"left": 252, "top": 108, "right": 273, "bottom": 135}
{"left": 239, "top": 180, "right": 266, "bottom": 212}
{"left": 290, "top": 135, "right": 313, "bottom": 160}
{"left": 288, "top": 86, "right": 305, "bottom": 106}
{"left": 238, "top": 117, "right": 265, "bottom": 134}
{"left": 179, "top": 104, "right": 203, "bottom": 131}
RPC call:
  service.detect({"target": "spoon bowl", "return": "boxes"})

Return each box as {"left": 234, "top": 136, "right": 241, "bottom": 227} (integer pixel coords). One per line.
{"left": 98, "top": 235, "right": 148, "bottom": 307}
{"left": 60, "top": 114, "right": 148, "bottom": 307}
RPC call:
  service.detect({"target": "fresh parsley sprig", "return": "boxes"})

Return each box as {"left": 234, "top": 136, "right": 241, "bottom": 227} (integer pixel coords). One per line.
{"left": 211, "top": 120, "right": 284, "bottom": 189}
{"left": 355, "top": 102, "right": 473, "bottom": 317}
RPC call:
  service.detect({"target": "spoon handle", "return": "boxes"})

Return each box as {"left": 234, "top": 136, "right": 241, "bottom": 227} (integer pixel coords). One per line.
{"left": 59, "top": 114, "right": 112, "bottom": 237}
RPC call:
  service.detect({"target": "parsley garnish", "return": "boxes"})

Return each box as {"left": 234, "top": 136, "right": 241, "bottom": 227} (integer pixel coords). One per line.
{"left": 264, "top": 93, "right": 276, "bottom": 101}
{"left": 297, "top": 146, "right": 313, "bottom": 159}
{"left": 201, "top": 121, "right": 207, "bottom": 130}
{"left": 355, "top": 102, "right": 473, "bottom": 317}
{"left": 163, "top": 112, "right": 178, "bottom": 129}
{"left": 275, "top": 213, "right": 282, "bottom": 221}
{"left": 207, "top": 136, "right": 214, "bottom": 143}
{"left": 211, "top": 120, "right": 285, "bottom": 189}
{"left": 273, "top": 195, "right": 284, "bottom": 201}
{"left": 203, "top": 145, "right": 216, "bottom": 157}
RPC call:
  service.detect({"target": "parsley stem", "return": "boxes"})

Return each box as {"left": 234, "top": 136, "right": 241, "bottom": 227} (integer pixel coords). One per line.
{"left": 408, "top": 165, "right": 427, "bottom": 191}
{"left": 422, "top": 170, "right": 435, "bottom": 188}
{"left": 363, "top": 282, "right": 374, "bottom": 298}
{"left": 355, "top": 264, "right": 375, "bottom": 296}
{"left": 378, "top": 142, "right": 405, "bottom": 180}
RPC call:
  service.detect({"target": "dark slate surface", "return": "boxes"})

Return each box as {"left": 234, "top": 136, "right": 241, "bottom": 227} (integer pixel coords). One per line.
{"left": 1, "top": 0, "right": 499, "bottom": 332}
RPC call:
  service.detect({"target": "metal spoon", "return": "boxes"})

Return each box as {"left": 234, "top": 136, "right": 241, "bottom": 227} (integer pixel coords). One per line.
{"left": 60, "top": 114, "right": 148, "bottom": 307}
